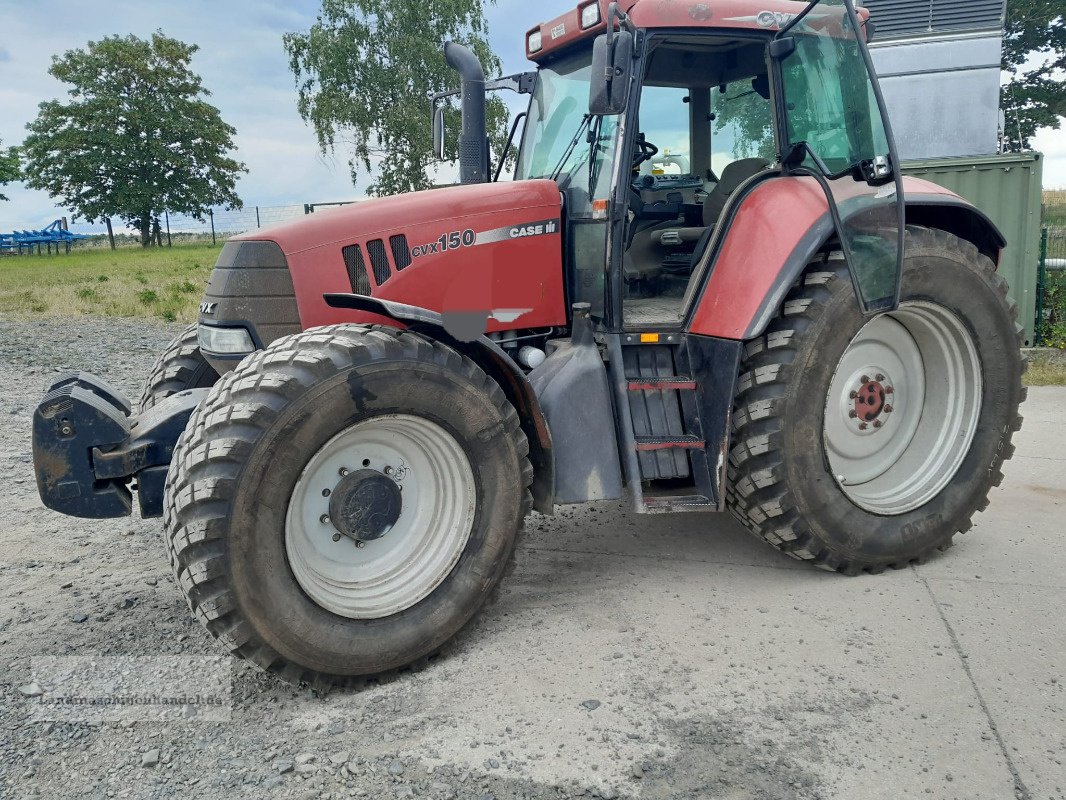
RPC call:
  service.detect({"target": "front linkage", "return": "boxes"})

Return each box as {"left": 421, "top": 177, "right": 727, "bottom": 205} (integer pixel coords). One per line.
{"left": 33, "top": 373, "right": 206, "bottom": 519}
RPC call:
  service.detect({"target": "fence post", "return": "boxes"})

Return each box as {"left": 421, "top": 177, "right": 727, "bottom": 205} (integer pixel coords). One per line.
{"left": 210, "top": 209, "right": 216, "bottom": 246}
{"left": 105, "top": 218, "right": 115, "bottom": 250}
{"left": 256, "top": 206, "right": 261, "bottom": 228}
{"left": 165, "top": 210, "right": 172, "bottom": 248}
{"left": 1035, "top": 227, "right": 1048, "bottom": 346}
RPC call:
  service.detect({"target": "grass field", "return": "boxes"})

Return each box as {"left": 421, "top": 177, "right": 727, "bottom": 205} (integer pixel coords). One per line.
{"left": 0, "top": 244, "right": 220, "bottom": 322}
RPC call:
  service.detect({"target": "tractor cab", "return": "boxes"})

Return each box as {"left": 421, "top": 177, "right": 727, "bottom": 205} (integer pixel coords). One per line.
{"left": 510, "top": 0, "right": 903, "bottom": 332}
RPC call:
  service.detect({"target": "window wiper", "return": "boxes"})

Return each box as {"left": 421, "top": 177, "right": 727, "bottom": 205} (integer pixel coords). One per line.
{"left": 549, "top": 114, "right": 593, "bottom": 182}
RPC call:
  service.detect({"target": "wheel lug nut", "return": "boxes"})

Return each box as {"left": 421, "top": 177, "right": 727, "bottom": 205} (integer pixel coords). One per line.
{"left": 861, "top": 375, "right": 870, "bottom": 383}
{"left": 848, "top": 410, "right": 858, "bottom": 418}
{"left": 339, "top": 467, "right": 349, "bottom": 477}
{"left": 859, "top": 422, "right": 868, "bottom": 430}
{"left": 331, "top": 533, "right": 341, "bottom": 542}
{"left": 849, "top": 390, "right": 858, "bottom": 399}
{"left": 886, "top": 386, "right": 894, "bottom": 394}
{"left": 320, "top": 514, "right": 330, "bottom": 525}
{"left": 884, "top": 404, "right": 893, "bottom": 413}
{"left": 875, "top": 373, "right": 885, "bottom": 382}
{"left": 384, "top": 466, "right": 393, "bottom": 476}
{"left": 873, "top": 420, "right": 883, "bottom": 428}
{"left": 355, "top": 540, "right": 366, "bottom": 549}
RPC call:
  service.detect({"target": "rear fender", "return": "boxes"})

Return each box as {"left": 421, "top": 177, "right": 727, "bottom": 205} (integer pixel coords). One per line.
{"left": 687, "top": 175, "right": 1006, "bottom": 340}
{"left": 324, "top": 293, "right": 555, "bottom": 514}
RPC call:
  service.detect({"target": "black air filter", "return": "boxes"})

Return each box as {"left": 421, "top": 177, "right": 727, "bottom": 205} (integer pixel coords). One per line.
{"left": 342, "top": 244, "right": 371, "bottom": 296}
{"left": 366, "top": 239, "right": 391, "bottom": 286}
{"left": 390, "top": 234, "right": 412, "bottom": 270}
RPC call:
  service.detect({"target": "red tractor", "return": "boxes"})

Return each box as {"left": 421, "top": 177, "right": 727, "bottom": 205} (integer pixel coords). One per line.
{"left": 34, "top": 0, "right": 1024, "bottom": 686}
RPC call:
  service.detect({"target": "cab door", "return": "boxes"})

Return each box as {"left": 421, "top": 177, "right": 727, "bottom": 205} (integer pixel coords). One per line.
{"left": 771, "top": 0, "right": 905, "bottom": 312}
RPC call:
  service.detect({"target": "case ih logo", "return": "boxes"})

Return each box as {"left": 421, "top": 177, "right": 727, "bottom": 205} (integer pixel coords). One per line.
{"left": 550, "top": 23, "right": 566, "bottom": 39}
{"left": 410, "top": 219, "right": 560, "bottom": 260}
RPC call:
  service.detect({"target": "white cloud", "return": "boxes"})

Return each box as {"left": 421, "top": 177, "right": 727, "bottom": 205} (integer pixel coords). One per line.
{"left": 1032, "top": 125, "right": 1066, "bottom": 189}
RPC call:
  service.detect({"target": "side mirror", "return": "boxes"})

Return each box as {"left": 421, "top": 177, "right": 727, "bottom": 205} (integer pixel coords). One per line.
{"left": 589, "top": 30, "right": 634, "bottom": 116}
{"left": 432, "top": 104, "right": 446, "bottom": 160}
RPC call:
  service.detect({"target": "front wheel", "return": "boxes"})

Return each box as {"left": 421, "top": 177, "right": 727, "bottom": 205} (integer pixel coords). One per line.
{"left": 728, "top": 227, "right": 1025, "bottom": 574}
{"left": 139, "top": 323, "right": 218, "bottom": 411}
{"left": 164, "top": 325, "right": 532, "bottom": 686}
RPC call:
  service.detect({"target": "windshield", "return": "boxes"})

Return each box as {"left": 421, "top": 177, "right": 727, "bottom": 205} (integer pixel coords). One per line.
{"left": 517, "top": 49, "right": 619, "bottom": 215}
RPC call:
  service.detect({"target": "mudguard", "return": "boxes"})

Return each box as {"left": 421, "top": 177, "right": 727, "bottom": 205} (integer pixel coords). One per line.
{"left": 324, "top": 293, "right": 556, "bottom": 514}
{"left": 687, "top": 174, "right": 1006, "bottom": 340}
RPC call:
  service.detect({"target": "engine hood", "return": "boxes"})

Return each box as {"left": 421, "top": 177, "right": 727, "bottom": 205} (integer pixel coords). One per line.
{"left": 233, "top": 179, "right": 563, "bottom": 257}
{"left": 238, "top": 179, "right": 568, "bottom": 336}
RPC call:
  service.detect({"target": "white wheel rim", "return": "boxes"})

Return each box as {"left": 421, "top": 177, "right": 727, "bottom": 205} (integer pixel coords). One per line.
{"left": 823, "top": 301, "right": 982, "bottom": 515}
{"left": 285, "top": 414, "right": 476, "bottom": 619}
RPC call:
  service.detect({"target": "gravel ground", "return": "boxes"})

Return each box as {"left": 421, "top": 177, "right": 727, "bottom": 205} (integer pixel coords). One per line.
{"left": 1, "top": 314, "right": 1064, "bottom": 800}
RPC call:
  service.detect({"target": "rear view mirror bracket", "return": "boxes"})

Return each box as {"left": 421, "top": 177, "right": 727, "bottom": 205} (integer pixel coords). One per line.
{"left": 589, "top": 5, "right": 636, "bottom": 116}
{"left": 768, "top": 36, "right": 796, "bottom": 60}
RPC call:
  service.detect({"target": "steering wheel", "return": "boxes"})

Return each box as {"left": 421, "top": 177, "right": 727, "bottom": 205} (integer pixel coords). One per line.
{"left": 633, "top": 134, "right": 659, "bottom": 169}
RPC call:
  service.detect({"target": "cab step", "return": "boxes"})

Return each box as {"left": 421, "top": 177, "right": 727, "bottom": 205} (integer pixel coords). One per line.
{"left": 626, "top": 377, "right": 697, "bottom": 391}
{"left": 633, "top": 435, "right": 703, "bottom": 451}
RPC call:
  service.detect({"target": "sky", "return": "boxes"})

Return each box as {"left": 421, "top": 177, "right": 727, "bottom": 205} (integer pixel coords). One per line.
{"left": 0, "top": 0, "right": 1063, "bottom": 234}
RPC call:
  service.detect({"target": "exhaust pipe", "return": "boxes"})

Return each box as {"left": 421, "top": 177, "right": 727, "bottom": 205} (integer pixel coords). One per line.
{"left": 444, "top": 42, "right": 488, "bottom": 184}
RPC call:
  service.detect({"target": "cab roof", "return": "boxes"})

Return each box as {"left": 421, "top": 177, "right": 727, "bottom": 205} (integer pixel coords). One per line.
{"left": 526, "top": 0, "right": 865, "bottom": 61}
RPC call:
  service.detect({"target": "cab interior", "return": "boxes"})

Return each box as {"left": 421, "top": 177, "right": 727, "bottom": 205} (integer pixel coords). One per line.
{"left": 622, "top": 35, "right": 777, "bottom": 327}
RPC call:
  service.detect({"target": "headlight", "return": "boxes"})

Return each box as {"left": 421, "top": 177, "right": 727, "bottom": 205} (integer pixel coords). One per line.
{"left": 527, "top": 30, "right": 543, "bottom": 53}
{"left": 198, "top": 324, "right": 255, "bottom": 355}
{"left": 580, "top": 3, "right": 600, "bottom": 29}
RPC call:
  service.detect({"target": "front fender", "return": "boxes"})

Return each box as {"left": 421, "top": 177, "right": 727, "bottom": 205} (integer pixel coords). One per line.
{"left": 324, "top": 293, "right": 555, "bottom": 514}
{"left": 687, "top": 175, "right": 1005, "bottom": 340}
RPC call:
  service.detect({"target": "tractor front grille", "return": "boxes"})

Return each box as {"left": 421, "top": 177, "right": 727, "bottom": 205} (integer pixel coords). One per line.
{"left": 342, "top": 244, "right": 371, "bottom": 296}
{"left": 366, "top": 239, "right": 391, "bottom": 286}
{"left": 390, "top": 234, "right": 412, "bottom": 270}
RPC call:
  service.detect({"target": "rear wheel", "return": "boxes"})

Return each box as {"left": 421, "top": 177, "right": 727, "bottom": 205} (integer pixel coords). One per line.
{"left": 139, "top": 323, "right": 218, "bottom": 411}
{"left": 727, "top": 227, "right": 1025, "bottom": 574}
{"left": 164, "top": 325, "right": 532, "bottom": 686}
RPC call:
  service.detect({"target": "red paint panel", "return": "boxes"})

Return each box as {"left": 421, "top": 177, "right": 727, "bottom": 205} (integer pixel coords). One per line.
{"left": 688, "top": 175, "right": 967, "bottom": 340}
{"left": 234, "top": 180, "right": 567, "bottom": 332}
{"left": 529, "top": 0, "right": 866, "bottom": 61}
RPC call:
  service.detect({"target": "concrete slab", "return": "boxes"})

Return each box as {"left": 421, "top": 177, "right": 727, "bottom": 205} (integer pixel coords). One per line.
{"left": 923, "top": 578, "right": 1066, "bottom": 800}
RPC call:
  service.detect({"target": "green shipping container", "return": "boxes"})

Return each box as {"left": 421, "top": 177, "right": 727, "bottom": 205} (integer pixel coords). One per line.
{"left": 902, "top": 152, "right": 1044, "bottom": 345}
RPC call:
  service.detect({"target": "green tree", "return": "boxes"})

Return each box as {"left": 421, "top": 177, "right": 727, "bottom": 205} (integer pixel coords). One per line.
{"left": 0, "top": 138, "right": 19, "bottom": 202}
{"left": 285, "top": 0, "right": 510, "bottom": 197}
{"left": 22, "top": 32, "right": 246, "bottom": 246}
{"left": 1000, "top": 0, "right": 1065, "bottom": 151}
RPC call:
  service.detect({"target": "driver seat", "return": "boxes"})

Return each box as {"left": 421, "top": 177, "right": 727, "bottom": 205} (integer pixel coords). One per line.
{"left": 625, "top": 157, "right": 770, "bottom": 282}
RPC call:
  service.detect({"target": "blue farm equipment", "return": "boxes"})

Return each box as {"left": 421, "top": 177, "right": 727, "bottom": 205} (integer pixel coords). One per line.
{"left": 0, "top": 220, "right": 87, "bottom": 255}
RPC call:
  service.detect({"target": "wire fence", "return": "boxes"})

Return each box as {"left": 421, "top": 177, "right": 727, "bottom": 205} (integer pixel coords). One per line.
{"left": 1035, "top": 190, "right": 1066, "bottom": 348}
{"left": 54, "top": 201, "right": 359, "bottom": 250}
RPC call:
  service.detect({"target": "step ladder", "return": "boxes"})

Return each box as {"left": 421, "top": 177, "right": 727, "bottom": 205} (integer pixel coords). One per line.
{"left": 607, "top": 334, "right": 721, "bottom": 513}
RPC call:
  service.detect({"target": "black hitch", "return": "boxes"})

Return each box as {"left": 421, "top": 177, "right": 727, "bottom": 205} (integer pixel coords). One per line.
{"left": 33, "top": 373, "right": 207, "bottom": 519}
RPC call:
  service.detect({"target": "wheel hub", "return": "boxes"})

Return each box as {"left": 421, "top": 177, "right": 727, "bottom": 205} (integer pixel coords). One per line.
{"left": 285, "top": 414, "right": 476, "bottom": 619}
{"left": 823, "top": 302, "right": 983, "bottom": 515}
{"left": 850, "top": 373, "right": 894, "bottom": 429}
{"left": 327, "top": 468, "right": 402, "bottom": 542}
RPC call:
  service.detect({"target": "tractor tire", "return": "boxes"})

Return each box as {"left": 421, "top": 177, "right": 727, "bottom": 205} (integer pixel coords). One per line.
{"left": 163, "top": 324, "right": 532, "bottom": 687}
{"left": 138, "top": 323, "right": 218, "bottom": 411}
{"left": 727, "top": 226, "right": 1025, "bottom": 574}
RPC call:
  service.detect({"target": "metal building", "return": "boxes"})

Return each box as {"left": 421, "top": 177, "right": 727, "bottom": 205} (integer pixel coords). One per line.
{"left": 860, "top": 0, "right": 1006, "bottom": 159}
